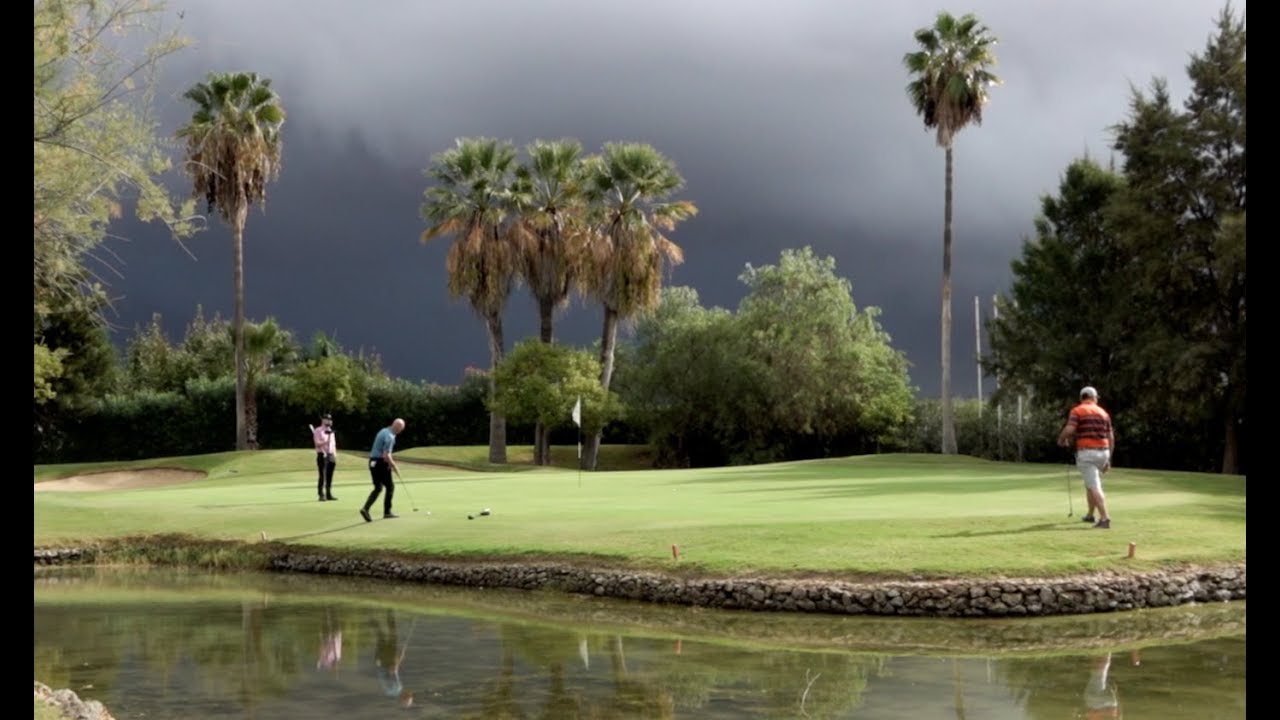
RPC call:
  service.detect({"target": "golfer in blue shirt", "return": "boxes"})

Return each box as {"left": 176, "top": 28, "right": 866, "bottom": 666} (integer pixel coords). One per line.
{"left": 360, "top": 418, "right": 404, "bottom": 522}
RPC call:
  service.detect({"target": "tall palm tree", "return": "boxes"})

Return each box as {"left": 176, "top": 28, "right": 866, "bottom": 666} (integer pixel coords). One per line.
{"left": 177, "top": 71, "right": 285, "bottom": 451}
{"left": 904, "top": 12, "right": 1000, "bottom": 454}
{"left": 422, "top": 138, "right": 519, "bottom": 464}
{"left": 580, "top": 143, "right": 697, "bottom": 470}
{"left": 510, "top": 139, "right": 588, "bottom": 465}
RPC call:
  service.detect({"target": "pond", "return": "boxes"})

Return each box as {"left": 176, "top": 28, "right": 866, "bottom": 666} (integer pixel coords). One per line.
{"left": 34, "top": 567, "right": 1245, "bottom": 719}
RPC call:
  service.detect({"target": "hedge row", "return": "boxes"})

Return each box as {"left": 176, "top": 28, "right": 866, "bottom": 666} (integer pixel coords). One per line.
{"left": 33, "top": 374, "right": 642, "bottom": 463}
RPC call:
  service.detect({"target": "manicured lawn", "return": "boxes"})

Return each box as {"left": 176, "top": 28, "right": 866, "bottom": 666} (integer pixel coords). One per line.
{"left": 33, "top": 449, "right": 1245, "bottom": 579}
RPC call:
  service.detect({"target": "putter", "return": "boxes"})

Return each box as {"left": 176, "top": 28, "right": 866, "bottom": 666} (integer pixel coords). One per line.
{"left": 1065, "top": 458, "right": 1075, "bottom": 517}
{"left": 392, "top": 466, "right": 420, "bottom": 512}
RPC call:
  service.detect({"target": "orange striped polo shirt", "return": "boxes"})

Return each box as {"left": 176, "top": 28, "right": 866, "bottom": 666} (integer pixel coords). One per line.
{"left": 1069, "top": 400, "right": 1112, "bottom": 449}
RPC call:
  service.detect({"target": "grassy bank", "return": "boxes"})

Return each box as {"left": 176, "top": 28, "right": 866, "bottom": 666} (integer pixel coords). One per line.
{"left": 34, "top": 448, "right": 1245, "bottom": 579}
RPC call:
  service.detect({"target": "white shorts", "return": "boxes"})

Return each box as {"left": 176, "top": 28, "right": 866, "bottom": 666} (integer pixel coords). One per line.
{"left": 1077, "top": 448, "right": 1110, "bottom": 490}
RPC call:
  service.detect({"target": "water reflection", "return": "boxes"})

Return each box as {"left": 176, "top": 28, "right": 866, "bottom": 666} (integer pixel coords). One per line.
{"left": 33, "top": 568, "right": 1244, "bottom": 719}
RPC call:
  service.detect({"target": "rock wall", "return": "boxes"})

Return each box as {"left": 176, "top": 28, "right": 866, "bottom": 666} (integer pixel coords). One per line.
{"left": 266, "top": 552, "right": 1244, "bottom": 616}
{"left": 34, "top": 544, "right": 1245, "bottom": 618}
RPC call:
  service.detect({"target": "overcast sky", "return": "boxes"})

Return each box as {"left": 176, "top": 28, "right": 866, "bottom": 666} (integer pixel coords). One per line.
{"left": 105, "top": 0, "right": 1235, "bottom": 398}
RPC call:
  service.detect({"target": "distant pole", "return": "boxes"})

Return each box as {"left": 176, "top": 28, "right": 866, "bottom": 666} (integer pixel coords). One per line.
{"left": 975, "top": 296, "right": 983, "bottom": 418}
{"left": 1017, "top": 394, "right": 1024, "bottom": 462}
{"left": 993, "top": 295, "right": 1002, "bottom": 461}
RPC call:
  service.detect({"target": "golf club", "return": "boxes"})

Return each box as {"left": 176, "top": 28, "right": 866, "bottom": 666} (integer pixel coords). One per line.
{"left": 1065, "top": 454, "right": 1075, "bottom": 517}
{"left": 392, "top": 466, "right": 420, "bottom": 513}
{"left": 467, "top": 508, "right": 491, "bottom": 520}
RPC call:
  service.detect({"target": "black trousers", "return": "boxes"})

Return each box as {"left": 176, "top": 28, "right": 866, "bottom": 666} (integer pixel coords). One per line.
{"left": 316, "top": 453, "right": 335, "bottom": 497}
{"left": 363, "top": 459, "right": 394, "bottom": 515}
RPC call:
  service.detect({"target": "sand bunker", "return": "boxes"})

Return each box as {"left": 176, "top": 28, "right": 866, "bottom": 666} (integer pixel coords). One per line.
{"left": 34, "top": 468, "right": 207, "bottom": 493}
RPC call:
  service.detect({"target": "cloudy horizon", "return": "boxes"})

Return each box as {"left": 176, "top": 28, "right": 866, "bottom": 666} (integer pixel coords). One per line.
{"left": 101, "top": 0, "right": 1234, "bottom": 398}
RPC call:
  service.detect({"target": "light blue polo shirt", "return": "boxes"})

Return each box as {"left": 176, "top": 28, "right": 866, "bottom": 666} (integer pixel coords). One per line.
{"left": 370, "top": 427, "right": 396, "bottom": 460}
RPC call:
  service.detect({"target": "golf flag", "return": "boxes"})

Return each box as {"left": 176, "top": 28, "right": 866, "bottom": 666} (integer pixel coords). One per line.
{"left": 572, "top": 396, "right": 582, "bottom": 460}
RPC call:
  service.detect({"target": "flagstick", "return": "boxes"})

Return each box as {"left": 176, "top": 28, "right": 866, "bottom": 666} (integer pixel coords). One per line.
{"left": 572, "top": 395, "right": 583, "bottom": 489}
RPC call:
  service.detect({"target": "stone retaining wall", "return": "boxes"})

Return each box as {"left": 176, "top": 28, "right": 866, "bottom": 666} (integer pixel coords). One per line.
{"left": 34, "top": 544, "right": 1246, "bottom": 618}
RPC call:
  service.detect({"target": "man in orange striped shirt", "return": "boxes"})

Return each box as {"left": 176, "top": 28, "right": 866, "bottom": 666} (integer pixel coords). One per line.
{"left": 1057, "top": 386, "right": 1115, "bottom": 529}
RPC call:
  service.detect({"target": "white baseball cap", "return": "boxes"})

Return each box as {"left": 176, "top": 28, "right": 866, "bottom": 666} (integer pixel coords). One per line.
{"left": 1080, "top": 386, "right": 1098, "bottom": 399}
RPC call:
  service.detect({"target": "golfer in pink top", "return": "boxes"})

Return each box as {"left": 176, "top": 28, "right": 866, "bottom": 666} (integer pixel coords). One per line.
{"left": 314, "top": 413, "right": 337, "bottom": 501}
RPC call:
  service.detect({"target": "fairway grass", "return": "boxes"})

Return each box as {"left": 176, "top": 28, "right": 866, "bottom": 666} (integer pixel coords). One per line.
{"left": 33, "top": 449, "right": 1245, "bottom": 580}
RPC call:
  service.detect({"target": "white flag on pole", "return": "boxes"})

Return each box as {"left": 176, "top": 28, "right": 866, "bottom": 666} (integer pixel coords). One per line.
{"left": 573, "top": 396, "right": 582, "bottom": 460}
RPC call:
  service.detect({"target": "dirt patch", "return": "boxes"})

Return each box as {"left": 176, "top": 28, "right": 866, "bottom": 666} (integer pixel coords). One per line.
{"left": 34, "top": 468, "right": 207, "bottom": 493}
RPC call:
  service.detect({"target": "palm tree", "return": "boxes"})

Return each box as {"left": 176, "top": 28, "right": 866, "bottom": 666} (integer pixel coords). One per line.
{"left": 240, "top": 318, "right": 297, "bottom": 447}
{"left": 177, "top": 71, "right": 286, "bottom": 451}
{"left": 580, "top": 143, "right": 697, "bottom": 470}
{"left": 422, "top": 138, "right": 520, "bottom": 464}
{"left": 510, "top": 139, "right": 588, "bottom": 465}
{"left": 904, "top": 12, "right": 1000, "bottom": 454}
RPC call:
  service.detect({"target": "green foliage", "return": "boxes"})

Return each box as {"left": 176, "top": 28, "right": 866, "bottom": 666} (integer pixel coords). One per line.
{"left": 36, "top": 302, "right": 120, "bottom": 410}
{"left": 491, "top": 340, "right": 623, "bottom": 435}
{"left": 290, "top": 355, "right": 371, "bottom": 415}
{"left": 986, "top": 158, "right": 1126, "bottom": 405}
{"left": 34, "top": 0, "right": 199, "bottom": 328}
{"left": 122, "top": 307, "right": 271, "bottom": 393}
{"left": 738, "top": 247, "right": 914, "bottom": 444}
{"left": 887, "top": 397, "right": 1065, "bottom": 463}
{"left": 34, "top": 344, "right": 68, "bottom": 404}
{"left": 618, "top": 286, "right": 764, "bottom": 467}
{"left": 37, "top": 310, "right": 471, "bottom": 463}
{"left": 620, "top": 249, "right": 914, "bottom": 467}
{"left": 986, "top": 5, "right": 1245, "bottom": 474}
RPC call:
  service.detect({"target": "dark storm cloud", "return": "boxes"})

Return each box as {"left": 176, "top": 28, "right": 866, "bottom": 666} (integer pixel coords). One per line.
{"left": 108, "top": 0, "right": 1233, "bottom": 396}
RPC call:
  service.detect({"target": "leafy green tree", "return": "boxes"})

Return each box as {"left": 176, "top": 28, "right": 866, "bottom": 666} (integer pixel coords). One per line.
{"left": 176, "top": 71, "right": 287, "bottom": 451}
{"left": 985, "top": 158, "right": 1127, "bottom": 410}
{"left": 490, "top": 339, "right": 623, "bottom": 442}
{"left": 988, "top": 5, "right": 1244, "bottom": 474}
{"left": 178, "top": 305, "right": 235, "bottom": 381}
{"left": 34, "top": 345, "right": 67, "bottom": 404}
{"left": 122, "top": 306, "right": 234, "bottom": 393}
{"left": 421, "top": 138, "right": 521, "bottom": 464}
{"left": 736, "top": 247, "right": 914, "bottom": 458}
{"left": 510, "top": 139, "right": 590, "bottom": 464}
{"left": 123, "top": 313, "right": 186, "bottom": 392}
{"left": 619, "top": 287, "right": 766, "bottom": 467}
{"left": 621, "top": 251, "right": 913, "bottom": 466}
{"left": 33, "top": 300, "right": 121, "bottom": 452}
{"left": 1106, "top": 4, "right": 1245, "bottom": 473}
{"left": 579, "top": 143, "right": 697, "bottom": 470}
{"left": 34, "top": 0, "right": 198, "bottom": 393}
{"left": 290, "top": 356, "right": 367, "bottom": 417}
{"left": 904, "top": 11, "right": 1001, "bottom": 454}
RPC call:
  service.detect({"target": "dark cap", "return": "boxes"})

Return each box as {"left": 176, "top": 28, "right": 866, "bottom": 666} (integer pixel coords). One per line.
{"left": 320, "top": 412, "right": 332, "bottom": 420}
